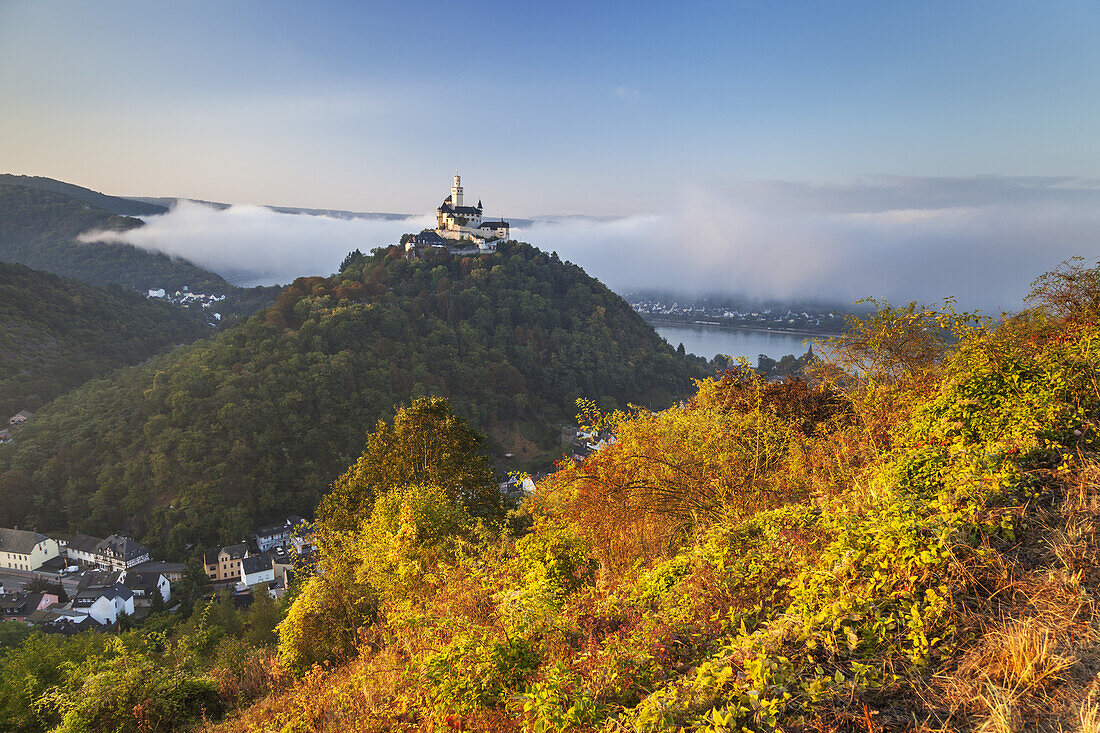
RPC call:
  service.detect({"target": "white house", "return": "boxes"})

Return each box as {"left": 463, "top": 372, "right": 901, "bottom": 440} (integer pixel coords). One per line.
{"left": 123, "top": 569, "right": 171, "bottom": 605}
{"left": 0, "top": 527, "right": 61, "bottom": 572}
{"left": 9, "top": 410, "right": 33, "bottom": 428}
{"left": 240, "top": 554, "right": 274, "bottom": 587}
{"left": 63, "top": 533, "right": 106, "bottom": 566}
{"left": 71, "top": 585, "right": 134, "bottom": 625}
{"left": 254, "top": 522, "right": 290, "bottom": 552}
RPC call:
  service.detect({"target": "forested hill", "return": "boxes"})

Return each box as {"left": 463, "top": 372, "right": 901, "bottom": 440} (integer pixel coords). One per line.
{"left": 0, "top": 261, "right": 210, "bottom": 416}
{"left": 0, "top": 242, "right": 704, "bottom": 553}
{"left": 0, "top": 181, "right": 227, "bottom": 292}
{"left": 0, "top": 174, "right": 167, "bottom": 216}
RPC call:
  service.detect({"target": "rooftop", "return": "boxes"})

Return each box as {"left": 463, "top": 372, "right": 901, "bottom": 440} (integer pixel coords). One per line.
{"left": 0, "top": 527, "right": 49, "bottom": 555}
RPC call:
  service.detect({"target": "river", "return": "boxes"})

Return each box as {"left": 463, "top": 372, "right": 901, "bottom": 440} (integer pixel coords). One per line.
{"left": 652, "top": 321, "right": 820, "bottom": 363}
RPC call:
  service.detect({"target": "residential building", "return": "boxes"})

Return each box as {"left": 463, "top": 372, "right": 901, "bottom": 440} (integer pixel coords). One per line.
{"left": 71, "top": 585, "right": 134, "bottom": 625}
{"left": 62, "top": 533, "right": 105, "bottom": 566}
{"left": 97, "top": 534, "right": 150, "bottom": 570}
{"left": 61, "top": 532, "right": 150, "bottom": 570}
{"left": 0, "top": 527, "right": 61, "bottom": 571}
{"left": 240, "top": 555, "right": 274, "bottom": 587}
{"left": 129, "top": 560, "right": 186, "bottom": 582}
{"left": 123, "top": 569, "right": 171, "bottom": 605}
{"left": 205, "top": 543, "right": 248, "bottom": 582}
{"left": 0, "top": 592, "right": 57, "bottom": 621}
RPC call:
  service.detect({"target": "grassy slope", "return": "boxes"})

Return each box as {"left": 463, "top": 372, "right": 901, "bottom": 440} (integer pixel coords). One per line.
{"left": 213, "top": 306, "right": 1100, "bottom": 732}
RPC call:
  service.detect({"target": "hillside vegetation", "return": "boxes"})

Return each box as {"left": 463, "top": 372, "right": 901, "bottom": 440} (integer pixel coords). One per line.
{"left": 0, "top": 261, "right": 210, "bottom": 417}
{"left": 6, "top": 260, "right": 1100, "bottom": 732}
{"left": 211, "top": 259, "right": 1100, "bottom": 732}
{"left": 0, "top": 174, "right": 168, "bottom": 216}
{"left": 0, "top": 181, "right": 228, "bottom": 292}
{"left": 0, "top": 242, "right": 700, "bottom": 552}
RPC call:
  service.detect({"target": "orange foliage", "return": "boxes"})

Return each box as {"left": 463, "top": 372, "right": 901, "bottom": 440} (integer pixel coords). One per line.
{"left": 541, "top": 374, "right": 851, "bottom": 579}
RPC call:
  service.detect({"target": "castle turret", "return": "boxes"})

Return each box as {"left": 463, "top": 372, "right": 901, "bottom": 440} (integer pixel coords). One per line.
{"left": 451, "top": 175, "right": 463, "bottom": 207}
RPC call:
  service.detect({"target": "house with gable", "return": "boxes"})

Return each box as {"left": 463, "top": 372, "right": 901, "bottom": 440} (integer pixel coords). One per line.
{"left": 62, "top": 533, "right": 106, "bottom": 567}
{"left": 0, "top": 527, "right": 61, "bottom": 572}
{"left": 205, "top": 543, "right": 249, "bottom": 582}
{"left": 123, "top": 568, "right": 171, "bottom": 605}
{"left": 79, "top": 567, "right": 170, "bottom": 606}
{"left": 240, "top": 554, "right": 275, "bottom": 587}
{"left": 71, "top": 585, "right": 134, "bottom": 625}
{"left": 97, "top": 534, "right": 150, "bottom": 570}
{"left": 254, "top": 522, "right": 291, "bottom": 552}
{"left": 0, "top": 591, "right": 58, "bottom": 622}
{"left": 61, "top": 532, "right": 150, "bottom": 571}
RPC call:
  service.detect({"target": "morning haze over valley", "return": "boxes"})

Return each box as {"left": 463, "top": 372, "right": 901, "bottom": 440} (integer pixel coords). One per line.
{"left": 1, "top": 2, "right": 1099, "bottom": 732}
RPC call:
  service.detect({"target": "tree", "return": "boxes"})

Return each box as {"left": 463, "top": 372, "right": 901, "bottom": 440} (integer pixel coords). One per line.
{"left": 1027, "top": 256, "right": 1100, "bottom": 320}
{"left": 318, "top": 397, "right": 499, "bottom": 535}
{"left": 24, "top": 576, "right": 67, "bottom": 604}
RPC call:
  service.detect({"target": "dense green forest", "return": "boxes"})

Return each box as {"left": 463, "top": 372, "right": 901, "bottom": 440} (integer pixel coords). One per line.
{"left": 0, "top": 242, "right": 702, "bottom": 553}
{"left": 0, "top": 174, "right": 168, "bottom": 216}
{"left": 0, "top": 181, "right": 228, "bottom": 292}
{"left": 0, "top": 261, "right": 211, "bottom": 416}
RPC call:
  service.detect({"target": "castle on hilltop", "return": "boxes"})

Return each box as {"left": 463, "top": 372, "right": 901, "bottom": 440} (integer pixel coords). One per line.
{"left": 405, "top": 175, "right": 510, "bottom": 255}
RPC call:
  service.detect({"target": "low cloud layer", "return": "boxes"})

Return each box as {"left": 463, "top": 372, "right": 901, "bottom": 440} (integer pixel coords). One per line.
{"left": 516, "top": 177, "right": 1100, "bottom": 311}
{"left": 78, "top": 177, "right": 1100, "bottom": 311}
{"left": 80, "top": 200, "right": 434, "bottom": 286}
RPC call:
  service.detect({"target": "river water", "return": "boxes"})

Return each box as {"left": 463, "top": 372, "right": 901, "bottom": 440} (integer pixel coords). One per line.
{"left": 653, "top": 322, "right": 818, "bottom": 362}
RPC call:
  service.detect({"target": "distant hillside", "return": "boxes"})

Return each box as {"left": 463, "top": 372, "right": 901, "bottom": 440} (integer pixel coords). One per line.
{"left": 0, "top": 182, "right": 228, "bottom": 292}
{"left": 0, "top": 174, "right": 167, "bottom": 216}
{"left": 0, "top": 242, "right": 704, "bottom": 553}
{"left": 0, "top": 261, "right": 210, "bottom": 417}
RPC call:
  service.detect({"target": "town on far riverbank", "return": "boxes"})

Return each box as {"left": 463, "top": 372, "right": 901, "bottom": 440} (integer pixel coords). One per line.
{"left": 626, "top": 292, "right": 867, "bottom": 336}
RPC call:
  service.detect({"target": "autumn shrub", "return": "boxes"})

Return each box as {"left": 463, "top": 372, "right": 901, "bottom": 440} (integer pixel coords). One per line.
{"left": 505, "top": 519, "right": 597, "bottom": 618}
{"left": 277, "top": 573, "right": 374, "bottom": 676}
{"left": 421, "top": 630, "right": 540, "bottom": 719}
{"left": 317, "top": 396, "right": 501, "bottom": 537}
{"left": 36, "top": 638, "right": 222, "bottom": 733}
{"left": 545, "top": 373, "right": 842, "bottom": 578}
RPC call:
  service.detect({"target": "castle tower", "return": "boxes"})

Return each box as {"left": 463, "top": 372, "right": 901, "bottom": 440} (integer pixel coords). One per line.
{"left": 451, "top": 174, "right": 463, "bottom": 207}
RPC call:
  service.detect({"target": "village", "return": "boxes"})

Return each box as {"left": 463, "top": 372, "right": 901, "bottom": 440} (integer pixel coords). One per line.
{"left": 146, "top": 286, "right": 226, "bottom": 324}
{"left": 627, "top": 295, "right": 850, "bottom": 334}
{"left": 0, "top": 401, "right": 617, "bottom": 640}
{"left": 0, "top": 512, "right": 316, "bottom": 634}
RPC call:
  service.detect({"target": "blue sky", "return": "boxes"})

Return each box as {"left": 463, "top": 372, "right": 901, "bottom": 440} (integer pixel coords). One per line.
{"left": 3, "top": 0, "right": 1098, "bottom": 215}
{"left": 5, "top": 1, "right": 1100, "bottom": 306}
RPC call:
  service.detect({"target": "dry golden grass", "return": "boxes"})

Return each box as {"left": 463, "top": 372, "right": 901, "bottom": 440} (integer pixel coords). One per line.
{"left": 914, "top": 459, "right": 1100, "bottom": 733}
{"left": 1079, "top": 700, "right": 1100, "bottom": 733}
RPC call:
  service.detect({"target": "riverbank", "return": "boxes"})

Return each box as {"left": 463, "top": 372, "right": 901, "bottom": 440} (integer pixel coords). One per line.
{"left": 643, "top": 317, "right": 843, "bottom": 339}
